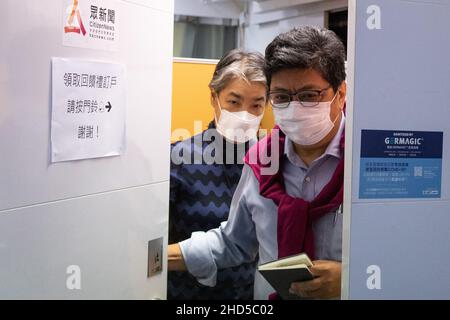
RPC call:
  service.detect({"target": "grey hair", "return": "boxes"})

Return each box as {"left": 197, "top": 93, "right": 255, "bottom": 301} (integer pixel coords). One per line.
{"left": 209, "top": 49, "right": 267, "bottom": 95}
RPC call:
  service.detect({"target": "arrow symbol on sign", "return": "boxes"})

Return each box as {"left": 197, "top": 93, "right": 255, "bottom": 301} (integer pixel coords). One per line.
{"left": 106, "top": 102, "right": 112, "bottom": 112}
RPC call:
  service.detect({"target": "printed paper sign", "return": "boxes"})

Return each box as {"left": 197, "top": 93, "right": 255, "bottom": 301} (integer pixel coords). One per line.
{"left": 62, "top": 0, "right": 120, "bottom": 52}
{"left": 359, "top": 130, "right": 443, "bottom": 199}
{"left": 51, "top": 57, "right": 126, "bottom": 162}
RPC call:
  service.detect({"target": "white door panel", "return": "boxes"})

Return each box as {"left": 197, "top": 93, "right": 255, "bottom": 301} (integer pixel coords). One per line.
{"left": 0, "top": 183, "right": 169, "bottom": 299}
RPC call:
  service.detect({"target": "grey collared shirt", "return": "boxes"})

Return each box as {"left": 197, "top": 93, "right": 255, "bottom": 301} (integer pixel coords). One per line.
{"left": 180, "top": 115, "right": 345, "bottom": 299}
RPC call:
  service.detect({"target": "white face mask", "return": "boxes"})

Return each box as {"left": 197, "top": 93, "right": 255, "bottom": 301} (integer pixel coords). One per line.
{"left": 272, "top": 92, "right": 340, "bottom": 146}
{"left": 215, "top": 99, "right": 264, "bottom": 144}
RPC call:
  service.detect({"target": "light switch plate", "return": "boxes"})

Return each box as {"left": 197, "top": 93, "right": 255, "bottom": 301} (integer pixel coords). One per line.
{"left": 147, "top": 237, "right": 163, "bottom": 278}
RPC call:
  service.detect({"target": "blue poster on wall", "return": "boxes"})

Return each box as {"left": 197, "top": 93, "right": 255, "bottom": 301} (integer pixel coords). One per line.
{"left": 359, "top": 130, "right": 443, "bottom": 199}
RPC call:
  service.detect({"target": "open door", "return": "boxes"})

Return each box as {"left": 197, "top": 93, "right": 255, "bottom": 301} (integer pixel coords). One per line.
{"left": 343, "top": 0, "right": 450, "bottom": 299}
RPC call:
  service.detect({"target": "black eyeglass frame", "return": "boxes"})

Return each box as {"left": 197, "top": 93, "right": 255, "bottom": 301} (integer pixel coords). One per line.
{"left": 269, "top": 85, "right": 333, "bottom": 108}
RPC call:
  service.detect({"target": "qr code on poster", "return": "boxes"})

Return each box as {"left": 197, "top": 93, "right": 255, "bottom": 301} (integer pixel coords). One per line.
{"left": 414, "top": 166, "right": 423, "bottom": 177}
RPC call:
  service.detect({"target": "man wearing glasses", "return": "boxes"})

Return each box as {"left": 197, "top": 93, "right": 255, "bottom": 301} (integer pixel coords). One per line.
{"left": 168, "top": 26, "right": 347, "bottom": 300}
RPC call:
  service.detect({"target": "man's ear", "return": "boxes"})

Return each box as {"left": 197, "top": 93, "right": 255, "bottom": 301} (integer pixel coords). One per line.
{"left": 338, "top": 81, "right": 347, "bottom": 110}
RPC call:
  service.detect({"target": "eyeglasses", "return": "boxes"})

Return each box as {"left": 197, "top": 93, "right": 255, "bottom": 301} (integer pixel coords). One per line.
{"left": 269, "top": 86, "right": 332, "bottom": 108}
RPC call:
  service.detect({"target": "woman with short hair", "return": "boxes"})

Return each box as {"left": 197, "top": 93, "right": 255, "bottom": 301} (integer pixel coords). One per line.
{"left": 168, "top": 49, "right": 268, "bottom": 300}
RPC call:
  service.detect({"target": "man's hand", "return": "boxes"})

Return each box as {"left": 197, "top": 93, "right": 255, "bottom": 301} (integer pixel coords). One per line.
{"left": 289, "top": 260, "right": 341, "bottom": 299}
{"left": 168, "top": 243, "right": 187, "bottom": 271}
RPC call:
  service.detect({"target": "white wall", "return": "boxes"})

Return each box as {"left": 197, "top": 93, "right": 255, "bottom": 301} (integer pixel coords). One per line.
{"left": 0, "top": 0, "right": 173, "bottom": 299}
{"left": 343, "top": 0, "right": 450, "bottom": 299}
{"left": 173, "top": 0, "right": 348, "bottom": 55}
{"left": 244, "top": 0, "right": 348, "bottom": 53}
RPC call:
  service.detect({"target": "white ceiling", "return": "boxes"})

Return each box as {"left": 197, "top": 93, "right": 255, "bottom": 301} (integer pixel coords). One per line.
{"left": 204, "top": 0, "right": 325, "bottom": 13}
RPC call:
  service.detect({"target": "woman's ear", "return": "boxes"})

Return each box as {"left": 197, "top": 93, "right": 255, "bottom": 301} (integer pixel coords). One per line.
{"left": 210, "top": 90, "right": 215, "bottom": 107}
{"left": 211, "top": 90, "right": 221, "bottom": 120}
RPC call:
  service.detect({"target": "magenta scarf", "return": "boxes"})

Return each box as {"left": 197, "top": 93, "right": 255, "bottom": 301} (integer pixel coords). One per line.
{"left": 244, "top": 126, "right": 345, "bottom": 260}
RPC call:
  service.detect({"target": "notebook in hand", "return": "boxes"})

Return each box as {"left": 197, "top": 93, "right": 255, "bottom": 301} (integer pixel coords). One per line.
{"left": 258, "top": 253, "right": 314, "bottom": 300}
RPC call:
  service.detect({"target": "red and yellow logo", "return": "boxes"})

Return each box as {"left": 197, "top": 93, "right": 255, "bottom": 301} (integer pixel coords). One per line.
{"left": 64, "top": 0, "right": 86, "bottom": 36}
